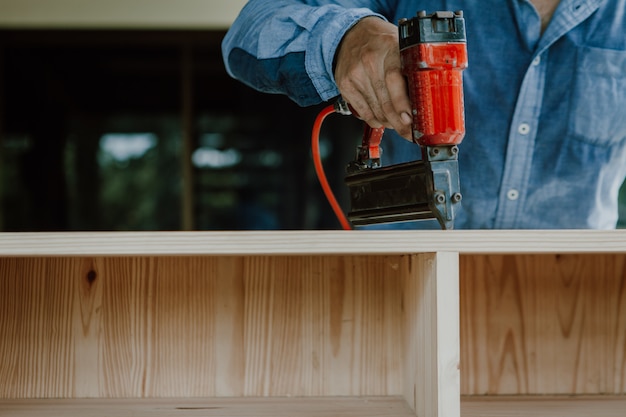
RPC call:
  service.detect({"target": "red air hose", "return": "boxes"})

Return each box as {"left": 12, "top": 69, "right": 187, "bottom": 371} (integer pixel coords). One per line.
{"left": 311, "top": 105, "right": 352, "bottom": 230}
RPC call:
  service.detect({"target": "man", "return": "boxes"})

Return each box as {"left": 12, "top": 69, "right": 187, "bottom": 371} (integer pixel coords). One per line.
{"left": 222, "top": 0, "right": 626, "bottom": 229}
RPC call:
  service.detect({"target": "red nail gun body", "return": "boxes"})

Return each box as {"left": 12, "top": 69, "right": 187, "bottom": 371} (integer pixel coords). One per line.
{"left": 345, "top": 10, "right": 468, "bottom": 229}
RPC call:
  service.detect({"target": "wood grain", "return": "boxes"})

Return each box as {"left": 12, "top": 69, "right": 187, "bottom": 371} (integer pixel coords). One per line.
{"left": 1, "top": 396, "right": 625, "bottom": 417}
{"left": 403, "top": 252, "right": 460, "bottom": 416}
{"left": 2, "top": 232, "right": 625, "bottom": 410}
{"left": 0, "top": 255, "right": 406, "bottom": 398}
{"left": 0, "top": 230, "right": 626, "bottom": 256}
{"left": 460, "top": 254, "right": 626, "bottom": 395}
{"left": 0, "top": 396, "right": 414, "bottom": 417}
{"left": 462, "top": 395, "right": 626, "bottom": 417}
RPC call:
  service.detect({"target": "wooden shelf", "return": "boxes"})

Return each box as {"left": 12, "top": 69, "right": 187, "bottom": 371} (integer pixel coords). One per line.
{"left": 1, "top": 231, "right": 625, "bottom": 417}
{"left": 2, "top": 396, "right": 625, "bottom": 416}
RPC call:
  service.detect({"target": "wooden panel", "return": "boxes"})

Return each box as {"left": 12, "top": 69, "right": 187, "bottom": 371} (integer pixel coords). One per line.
{"left": 1, "top": 230, "right": 626, "bottom": 257}
{"left": 0, "top": 397, "right": 415, "bottom": 417}
{"left": 0, "top": 255, "right": 405, "bottom": 398}
{"left": 403, "top": 252, "right": 460, "bottom": 417}
{"left": 3, "top": 395, "right": 626, "bottom": 417}
{"left": 0, "top": 258, "right": 80, "bottom": 398}
{"left": 462, "top": 395, "right": 626, "bottom": 417}
{"left": 460, "top": 254, "right": 626, "bottom": 395}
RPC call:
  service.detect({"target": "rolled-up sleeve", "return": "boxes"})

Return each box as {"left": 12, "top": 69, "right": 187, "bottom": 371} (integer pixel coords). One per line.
{"left": 222, "top": 0, "right": 384, "bottom": 106}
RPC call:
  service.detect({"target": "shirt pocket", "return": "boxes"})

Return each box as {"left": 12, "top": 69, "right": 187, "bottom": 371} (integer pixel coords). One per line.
{"left": 568, "top": 45, "right": 626, "bottom": 146}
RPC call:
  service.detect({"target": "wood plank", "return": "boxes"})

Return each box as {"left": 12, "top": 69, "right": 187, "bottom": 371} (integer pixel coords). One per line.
{"left": 460, "top": 254, "right": 626, "bottom": 395}
{"left": 0, "top": 256, "right": 405, "bottom": 398}
{"left": 0, "top": 397, "right": 415, "bottom": 417}
{"left": 462, "top": 395, "right": 626, "bottom": 417}
{"left": 403, "top": 253, "right": 460, "bottom": 417}
{"left": 0, "top": 230, "right": 625, "bottom": 257}
{"left": 2, "top": 396, "right": 625, "bottom": 417}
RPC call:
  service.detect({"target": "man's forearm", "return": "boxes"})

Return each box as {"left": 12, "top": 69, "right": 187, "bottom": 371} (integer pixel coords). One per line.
{"left": 222, "top": 0, "right": 383, "bottom": 106}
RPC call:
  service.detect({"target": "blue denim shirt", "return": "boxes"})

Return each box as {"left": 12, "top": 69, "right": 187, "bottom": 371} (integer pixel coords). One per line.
{"left": 223, "top": 0, "right": 626, "bottom": 229}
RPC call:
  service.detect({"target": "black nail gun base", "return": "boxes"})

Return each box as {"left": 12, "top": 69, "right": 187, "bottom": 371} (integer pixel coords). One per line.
{"left": 345, "top": 145, "right": 461, "bottom": 230}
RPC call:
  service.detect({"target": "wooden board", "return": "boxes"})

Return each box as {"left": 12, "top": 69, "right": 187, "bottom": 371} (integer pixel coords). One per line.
{"left": 1, "top": 397, "right": 414, "bottom": 417}
{"left": 461, "top": 254, "right": 626, "bottom": 395}
{"left": 403, "top": 252, "right": 460, "bottom": 416}
{"left": 0, "top": 230, "right": 625, "bottom": 256}
{"left": 0, "top": 255, "right": 408, "bottom": 398}
{"left": 1, "top": 396, "right": 625, "bottom": 417}
{"left": 462, "top": 395, "right": 626, "bottom": 417}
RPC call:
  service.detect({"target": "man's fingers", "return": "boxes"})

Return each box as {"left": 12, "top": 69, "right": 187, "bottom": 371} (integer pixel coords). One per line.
{"left": 340, "top": 70, "right": 412, "bottom": 138}
{"left": 361, "top": 70, "right": 412, "bottom": 139}
{"left": 361, "top": 46, "right": 412, "bottom": 138}
{"left": 338, "top": 76, "right": 384, "bottom": 128}
{"left": 337, "top": 91, "right": 377, "bottom": 127}
{"left": 344, "top": 77, "right": 412, "bottom": 139}
{"left": 384, "top": 69, "right": 413, "bottom": 139}
{"left": 333, "top": 17, "right": 413, "bottom": 139}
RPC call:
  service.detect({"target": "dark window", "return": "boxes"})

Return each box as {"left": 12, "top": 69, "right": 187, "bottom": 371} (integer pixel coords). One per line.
{"left": 0, "top": 30, "right": 358, "bottom": 231}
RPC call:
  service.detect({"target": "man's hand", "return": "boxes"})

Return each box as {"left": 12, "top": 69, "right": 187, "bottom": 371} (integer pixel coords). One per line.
{"left": 334, "top": 17, "right": 413, "bottom": 140}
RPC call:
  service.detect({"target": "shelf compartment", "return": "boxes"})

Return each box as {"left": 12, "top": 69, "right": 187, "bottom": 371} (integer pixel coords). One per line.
{"left": 0, "top": 253, "right": 459, "bottom": 416}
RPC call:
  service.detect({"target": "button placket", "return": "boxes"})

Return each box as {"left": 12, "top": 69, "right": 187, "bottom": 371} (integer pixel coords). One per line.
{"left": 494, "top": 52, "right": 548, "bottom": 228}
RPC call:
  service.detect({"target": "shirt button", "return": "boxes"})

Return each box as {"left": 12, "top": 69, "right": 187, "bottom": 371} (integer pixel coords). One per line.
{"left": 518, "top": 123, "right": 531, "bottom": 135}
{"left": 532, "top": 55, "right": 541, "bottom": 66}
{"left": 507, "top": 189, "right": 520, "bottom": 201}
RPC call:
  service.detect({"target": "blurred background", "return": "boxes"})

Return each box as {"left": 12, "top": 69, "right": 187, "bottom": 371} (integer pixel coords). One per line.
{"left": 0, "top": 0, "right": 365, "bottom": 231}
{"left": 0, "top": 0, "right": 624, "bottom": 231}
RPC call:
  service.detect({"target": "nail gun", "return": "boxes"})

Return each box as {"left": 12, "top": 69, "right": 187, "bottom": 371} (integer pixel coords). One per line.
{"left": 343, "top": 10, "right": 468, "bottom": 230}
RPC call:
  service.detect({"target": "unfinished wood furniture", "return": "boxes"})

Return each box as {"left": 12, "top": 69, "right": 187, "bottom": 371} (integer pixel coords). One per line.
{"left": 0, "top": 230, "right": 625, "bottom": 416}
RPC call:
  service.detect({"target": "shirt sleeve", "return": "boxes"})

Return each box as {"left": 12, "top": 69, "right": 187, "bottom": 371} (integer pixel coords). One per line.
{"left": 221, "top": 0, "right": 387, "bottom": 106}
